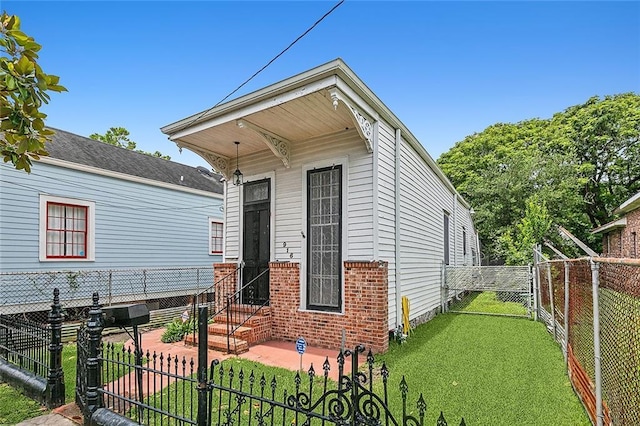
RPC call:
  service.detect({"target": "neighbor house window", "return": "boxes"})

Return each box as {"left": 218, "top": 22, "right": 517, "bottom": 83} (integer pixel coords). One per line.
{"left": 307, "top": 165, "right": 342, "bottom": 311}
{"left": 209, "top": 219, "right": 223, "bottom": 254}
{"left": 444, "top": 211, "right": 450, "bottom": 265}
{"left": 39, "top": 195, "right": 95, "bottom": 261}
{"left": 632, "top": 232, "right": 637, "bottom": 258}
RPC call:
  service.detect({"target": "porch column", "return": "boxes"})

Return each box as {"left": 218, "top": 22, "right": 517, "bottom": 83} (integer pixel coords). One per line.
{"left": 213, "top": 263, "right": 239, "bottom": 312}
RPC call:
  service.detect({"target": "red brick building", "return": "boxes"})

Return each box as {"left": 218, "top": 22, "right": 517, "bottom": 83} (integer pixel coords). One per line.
{"left": 592, "top": 191, "right": 640, "bottom": 258}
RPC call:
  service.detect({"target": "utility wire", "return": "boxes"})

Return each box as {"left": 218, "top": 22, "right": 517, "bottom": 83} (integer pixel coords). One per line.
{"left": 180, "top": 0, "right": 344, "bottom": 131}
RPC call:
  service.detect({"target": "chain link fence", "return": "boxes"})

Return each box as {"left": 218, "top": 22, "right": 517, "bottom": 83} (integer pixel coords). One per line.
{"left": 0, "top": 267, "right": 214, "bottom": 325}
{"left": 534, "top": 255, "right": 639, "bottom": 426}
{"left": 443, "top": 265, "right": 532, "bottom": 317}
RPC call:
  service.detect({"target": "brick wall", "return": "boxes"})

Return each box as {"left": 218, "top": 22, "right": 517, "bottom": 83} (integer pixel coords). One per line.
{"left": 213, "top": 263, "right": 238, "bottom": 311}
{"left": 622, "top": 209, "right": 639, "bottom": 258}
{"left": 269, "top": 261, "right": 389, "bottom": 353}
{"left": 601, "top": 208, "right": 640, "bottom": 259}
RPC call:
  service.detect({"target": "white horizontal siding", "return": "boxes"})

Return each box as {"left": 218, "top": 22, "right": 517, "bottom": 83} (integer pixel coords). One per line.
{"left": 376, "top": 120, "right": 398, "bottom": 329}
{"left": 0, "top": 162, "right": 223, "bottom": 273}
{"left": 225, "top": 129, "right": 374, "bottom": 264}
{"left": 397, "top": 134, "right": 470, "bottom": 322}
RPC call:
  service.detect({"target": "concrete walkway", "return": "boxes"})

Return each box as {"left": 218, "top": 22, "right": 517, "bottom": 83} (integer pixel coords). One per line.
{"left": 17, "top": 330, "right": 349, "bottom": 425}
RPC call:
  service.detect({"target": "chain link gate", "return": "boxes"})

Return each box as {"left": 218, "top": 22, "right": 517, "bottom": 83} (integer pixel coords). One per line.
{"left": 443, "top": 266, "right": 532, "bottom": 318}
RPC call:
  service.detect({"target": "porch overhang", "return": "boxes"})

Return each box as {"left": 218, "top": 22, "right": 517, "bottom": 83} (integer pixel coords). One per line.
{"left": 161, "top": 60, "right": 379, "bottom": 178}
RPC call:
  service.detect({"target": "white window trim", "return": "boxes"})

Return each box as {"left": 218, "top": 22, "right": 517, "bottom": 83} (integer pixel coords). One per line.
{"left": 209, "top": 217, "right": 224, "bottom": 256}
{"left": 237, "top": 171, "right": 276, "bottom": 265}
{"left": 300, "top": 156, "right": 349, "bottom": 314}
{"left": 39, "top": 194, "right": 96, "bottom": 262}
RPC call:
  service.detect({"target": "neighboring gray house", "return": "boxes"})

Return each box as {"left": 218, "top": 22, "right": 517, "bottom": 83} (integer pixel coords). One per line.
{"left": 0, "top": 129, "right": 224, "bottom": 311}
{"left": 162, "top": 59, "right": 478, "bottom": 352}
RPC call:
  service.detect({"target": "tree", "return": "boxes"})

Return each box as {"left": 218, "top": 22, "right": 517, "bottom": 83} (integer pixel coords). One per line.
{"left": 90, "top": 127, "right": 171, "bottom": 160}
{"left": 500, "top": 196, "right": 552, "bottom": 265}
{"left": 438, "top": 93, "right": 639, "bottom": 264}
{"left": 89, "top": 126, "right": 136, "bottom": 150}
{"left": 550, "top": 94, "right": 640, "bottom": 228}
{"left": 0, "top": 12, "right": 67, "bottom": 172}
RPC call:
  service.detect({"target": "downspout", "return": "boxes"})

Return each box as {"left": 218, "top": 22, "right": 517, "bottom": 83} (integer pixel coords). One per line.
{"left": 372, "top": 121, "right": 379, "bottom": 261}
{"left": 223, "top": 180, "right": 229, "bottom": 262}
{"left": 452, "top": 194, "right": 457, "bottom": 265}
{"left": 394, "top": 128, "right": 403, "bottom": 329}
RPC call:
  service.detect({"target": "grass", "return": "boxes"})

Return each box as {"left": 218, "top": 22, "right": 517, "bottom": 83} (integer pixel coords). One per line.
{"left": 0, "top": 341, "right": 133, "bottom": 426}
{"left": 450, "top": 290, "right": 530, "bottom": 316}
{"left": 0, "top": 383, "right": 47, "bottom": 424}
{"left": 377, "top": 313, "right": 590, "bottom": 425}
{"left": 129, "top": 357, "right": 335, "bottom": 425}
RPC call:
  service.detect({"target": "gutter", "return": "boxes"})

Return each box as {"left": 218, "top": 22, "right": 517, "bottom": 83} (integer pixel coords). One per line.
{"left": 394, "top": 128, "right": 403, "bottom": 329}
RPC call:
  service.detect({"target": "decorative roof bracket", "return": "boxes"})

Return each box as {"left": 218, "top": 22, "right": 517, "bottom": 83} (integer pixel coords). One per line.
{"left": 328, "top": 88, "right": 374, "bottom": 153}
{"left": 236, "top": 119, "right": 291, "bottom": 168}
{"left": 179, "top": 144, "right": 230, "bottom": 179}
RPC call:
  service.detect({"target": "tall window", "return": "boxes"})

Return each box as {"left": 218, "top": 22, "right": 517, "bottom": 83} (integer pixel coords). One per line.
{"left": 632, "top": 232, "right": 637, "bottom": 258}
{"left": 209, "top": 219, "right": 223, "bottom": 254}
{"left": 39, "top": 195, "right": 95, "bottom": 261}
{"left": 443, "top": 212, "right": 450, "bottom": 265}
{"left": 462, "top": 226, "right": 467, "bottom": 256}
{"left": 307, "top": 166, "right": 342, "bottom": 311}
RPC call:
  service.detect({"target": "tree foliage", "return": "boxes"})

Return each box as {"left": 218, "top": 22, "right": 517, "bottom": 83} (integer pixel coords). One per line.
{"left": 438, "top": 93, "right": 640, "bottom": 264}
{"left": 90, "top": 127, "right": 171, "bottom": 160}
{"left": 500, "top": 196, "right": 552, "bottom": 265}
{"left": 0, "top": 12, "right": 66, "bottom": 172}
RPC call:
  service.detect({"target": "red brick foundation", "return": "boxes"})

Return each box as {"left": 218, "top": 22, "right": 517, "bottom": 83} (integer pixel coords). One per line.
{"left": 269, "top": 261, "right": 389, "bottom": 353}
{"left": 213, "top": 263, "right": 238, "bottom": 311}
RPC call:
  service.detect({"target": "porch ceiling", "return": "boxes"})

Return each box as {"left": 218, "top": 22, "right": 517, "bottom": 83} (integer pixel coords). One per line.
{"left": 172, "top": 89, "right": 356, "bottom": 175}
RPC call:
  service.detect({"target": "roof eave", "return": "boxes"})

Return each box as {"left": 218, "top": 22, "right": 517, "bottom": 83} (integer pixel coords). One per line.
{"left": 591, "top": 217, "right": 628, "bottom": 234}
{"left": 161, "top": 58, "right": 470, "bottom": 210}
{"left": 614, "top": 191, "right": 640, "bottom": 215}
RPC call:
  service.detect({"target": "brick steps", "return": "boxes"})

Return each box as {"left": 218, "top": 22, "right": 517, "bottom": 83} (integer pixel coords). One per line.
{"left": 186, "top": 306, "right": 272, "bottom": 354}
{"left": 185, "top": 333, "right": 249, "bottom": 354}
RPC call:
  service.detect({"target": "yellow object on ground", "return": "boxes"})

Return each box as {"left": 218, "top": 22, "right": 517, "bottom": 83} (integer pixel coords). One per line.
{"left": 402, "top": 296, "right": 411, "bottom": 335}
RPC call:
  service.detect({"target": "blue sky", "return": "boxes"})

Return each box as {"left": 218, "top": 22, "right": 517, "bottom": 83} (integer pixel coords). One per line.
{"left": 5, "top": 1, "right": 639, "bottom": 168}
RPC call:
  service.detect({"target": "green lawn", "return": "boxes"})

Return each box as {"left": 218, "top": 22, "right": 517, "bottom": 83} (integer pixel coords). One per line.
{"left": 377, "top": 313, "right": 590, "bottom": 425}
{"left": 0, "top": 383, "right": 46, "bottom": 424}
{"left": 2, "top": 317, "right": 591, "bottom": 425}
{"left": 449, "top": 290, "right": 530, "bottom": 316}
{"left": 0, "top": 342, "right": 131, "bottom": 425}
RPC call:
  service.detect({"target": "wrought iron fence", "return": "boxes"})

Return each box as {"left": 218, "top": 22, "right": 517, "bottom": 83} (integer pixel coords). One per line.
{"left": 101, "top": 342, "right": 198, "bottom": 425}
{"left": 443, "top": 265, "right": 532, "bottom": 318}
{"left": 534, "top": 254, "right": 640, "bottom": 426}
{"left": 0, "top": 266, "right": 214, "bottom": 323}
{"left": 0, "top": 288, "right": 65, "bottom": 407}
{"left": 76, "top": 295, "right": 466, "bottom": 426}
{"left": 0, "top": 313, "right": 50, "bottom": 376}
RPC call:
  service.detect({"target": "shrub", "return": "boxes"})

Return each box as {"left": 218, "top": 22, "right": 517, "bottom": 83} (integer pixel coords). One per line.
{"left": 161, "top": 319, "right": 193, "bottom": 343}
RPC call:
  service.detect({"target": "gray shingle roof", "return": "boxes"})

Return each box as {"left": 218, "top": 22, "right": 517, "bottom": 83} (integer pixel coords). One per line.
{"left": 44, "top": 128, "right": 223, "bottom": 194}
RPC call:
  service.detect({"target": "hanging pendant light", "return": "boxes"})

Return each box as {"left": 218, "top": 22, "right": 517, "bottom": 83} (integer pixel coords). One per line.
{"left": 233, "top": 141, "right": 243, "bottom": 186}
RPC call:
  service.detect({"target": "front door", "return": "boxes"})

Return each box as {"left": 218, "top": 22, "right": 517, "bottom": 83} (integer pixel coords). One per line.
{"left": 242, "top": 179, "right": 270, "bottom": 305}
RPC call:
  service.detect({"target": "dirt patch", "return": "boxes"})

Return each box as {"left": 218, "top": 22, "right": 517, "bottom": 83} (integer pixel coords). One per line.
{"left": 101, "top": 331, "right": 129, "bottom": 344}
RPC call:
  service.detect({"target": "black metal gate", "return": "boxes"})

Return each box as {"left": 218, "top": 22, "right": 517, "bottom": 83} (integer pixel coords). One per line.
{"left": 75, "top": 326, "right": 89, "bottom": 414}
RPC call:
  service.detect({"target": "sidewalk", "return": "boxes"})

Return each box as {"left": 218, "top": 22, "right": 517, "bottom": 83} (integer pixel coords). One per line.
{"left": 17, "top": 332, "right": 349, "bottom": 425}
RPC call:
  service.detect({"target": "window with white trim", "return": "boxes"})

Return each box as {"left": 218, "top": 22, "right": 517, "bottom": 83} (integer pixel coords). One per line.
{"left": 307, "top": 165, "right": 342, "bottom": 311}
{"left": 39, "top": 195, "right": 95, "bottom": 261}
{"left": 209, "top": 219, "right": 224, "bottom": 255}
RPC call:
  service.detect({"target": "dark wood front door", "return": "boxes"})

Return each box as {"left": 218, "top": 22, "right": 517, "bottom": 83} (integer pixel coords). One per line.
{"left": 242, "top": 179, "right": 270, "bottom": 305}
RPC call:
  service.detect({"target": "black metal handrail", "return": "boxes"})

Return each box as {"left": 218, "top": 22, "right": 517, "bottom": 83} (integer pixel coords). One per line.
{"left": 189, "top": 266, "right": 240, "bottom": 346}
{"left": 223, "top": 268, "right": 270, "bottom": 353}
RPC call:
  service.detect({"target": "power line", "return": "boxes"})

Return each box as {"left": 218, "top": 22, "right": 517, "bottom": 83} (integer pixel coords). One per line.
{"left": 180, "top": 0, "right": 345, "bottom": 131}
